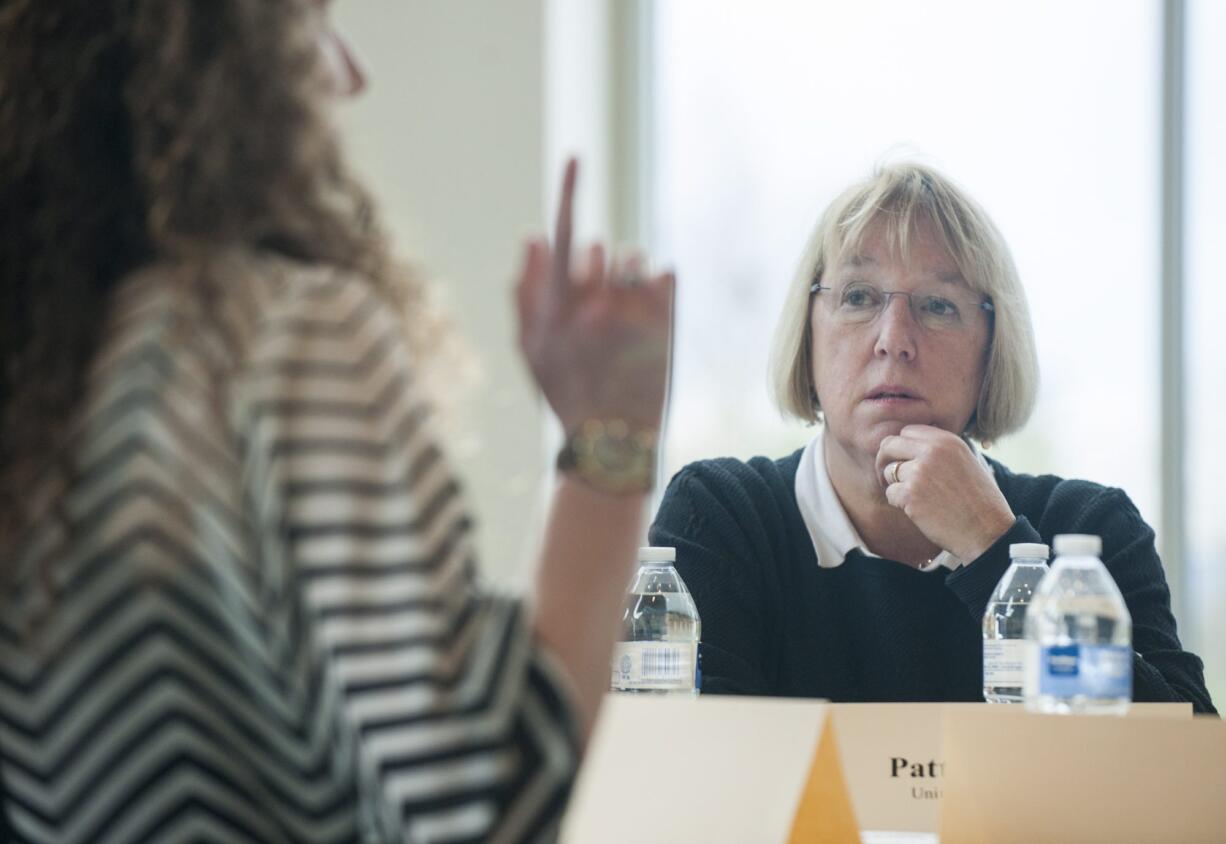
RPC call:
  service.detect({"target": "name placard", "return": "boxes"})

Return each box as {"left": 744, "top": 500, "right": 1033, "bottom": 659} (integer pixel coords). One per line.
{"left": 831, "top": 702, "right": 1191, "bottom": 834}
{"left": 559, "top": 695, "right": 859, "bottom": 844}
{"left": 559, "top": 696, "right": 1194, "bottom": 842}
{"left": 940, "top": 706, "right": 1224, "bottom": 843}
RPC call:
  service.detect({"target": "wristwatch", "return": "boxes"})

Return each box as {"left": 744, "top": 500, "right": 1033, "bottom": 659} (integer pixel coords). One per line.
{"left": 556, "top": 418, "right": 658, "bottom": 495}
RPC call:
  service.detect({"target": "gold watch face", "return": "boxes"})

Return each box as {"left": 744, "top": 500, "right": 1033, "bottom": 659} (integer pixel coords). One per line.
{"left": 566, "top": 420, "right": 657, "bottom": 493}
{"left": 580, "top": 436, "right": 651, "bottom": 478}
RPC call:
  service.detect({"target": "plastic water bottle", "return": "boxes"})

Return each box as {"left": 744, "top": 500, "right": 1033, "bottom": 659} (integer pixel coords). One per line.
{"left": 610, "top": 547, "right": 701, "bottom": 696}
{"left": 982, "top": 542, "right": 1050, "bottom": 703}
{"left": 1024, "top": 534, "right": 1132, "bottom": 715}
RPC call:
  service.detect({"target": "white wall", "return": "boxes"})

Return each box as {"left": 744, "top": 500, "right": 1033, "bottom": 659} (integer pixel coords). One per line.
{"left": 333, "top": 0, "right": 551, "bottom": 586}
{"left": 332, "top": 1, "right": 623, "bottom": 585}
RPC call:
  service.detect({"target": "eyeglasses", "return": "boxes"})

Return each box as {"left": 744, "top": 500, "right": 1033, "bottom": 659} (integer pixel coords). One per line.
{"left": 810, "top": 280, "right": 994, "bottom": 332}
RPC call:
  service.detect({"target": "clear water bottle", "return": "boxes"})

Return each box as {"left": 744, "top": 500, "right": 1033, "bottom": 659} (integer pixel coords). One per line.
{"left": 982, "top": 542, "right": 1050, "bottom": 703}
{"left": 1024, "top": 534, "right": 1132, "bottom": 715}
{"left": 610, "top": 546, "right": 701, "bottom": 696}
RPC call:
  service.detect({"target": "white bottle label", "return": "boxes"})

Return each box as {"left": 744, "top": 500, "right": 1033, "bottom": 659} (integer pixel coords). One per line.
{"left": 611, "top": 641, "right": 697, "bottom": 691}
{"left": 983, "top": 639, "right": 1027, "bottom": 686}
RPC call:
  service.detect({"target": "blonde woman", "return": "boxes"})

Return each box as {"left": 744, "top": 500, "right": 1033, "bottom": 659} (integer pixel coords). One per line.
{"left": 0, "top": 1, "right": 672, "bottom": 841}
{"left": 650, "top": 164, "right": 1214, "bottom": 713}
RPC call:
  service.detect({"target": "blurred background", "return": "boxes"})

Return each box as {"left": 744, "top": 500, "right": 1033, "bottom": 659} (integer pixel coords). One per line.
{"left": 333, "top": 0, "right": 1223, "bottom": 705}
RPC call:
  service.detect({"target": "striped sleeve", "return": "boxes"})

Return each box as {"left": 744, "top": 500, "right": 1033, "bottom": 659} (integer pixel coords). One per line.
{"left": 230, "top": 268, "right": 581, "bottom": 843}
{"left": 1, "top": 271, "right": 369, "bottom": 844}
{"left": 0, "top": 257, "right": 580, "bottom": 843}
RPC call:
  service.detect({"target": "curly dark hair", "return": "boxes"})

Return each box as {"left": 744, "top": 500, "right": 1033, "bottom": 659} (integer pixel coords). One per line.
{"left": 0, "top": 0, "right": 436, "bottom": 549}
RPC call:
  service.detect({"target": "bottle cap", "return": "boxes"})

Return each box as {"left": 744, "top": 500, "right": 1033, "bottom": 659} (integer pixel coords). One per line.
{"left": 638, "top": 546, "right": 676, "bottom": 563}
{"left": 1008, "top": 542, "right": 1049, "bottom": 560}
{"left": 1053, "top": 534, "right": 1102, "bottom": 557}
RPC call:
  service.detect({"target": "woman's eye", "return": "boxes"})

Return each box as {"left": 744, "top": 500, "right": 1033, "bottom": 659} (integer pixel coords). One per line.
{"left": 842, "top": 285, "right": 879, "bottom": 308}
{"left": 923, "top": 297, "right": 960, "bottom": 317}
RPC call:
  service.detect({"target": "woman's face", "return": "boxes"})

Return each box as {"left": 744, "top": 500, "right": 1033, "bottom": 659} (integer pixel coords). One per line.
{"left": 311, "top": 0, "right": 366, "bottom": 98}
{"left": 809, "top": 218, "right": 991, "bottom": 463}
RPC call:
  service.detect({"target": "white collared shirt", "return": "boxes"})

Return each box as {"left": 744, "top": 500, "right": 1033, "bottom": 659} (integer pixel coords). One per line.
{"left": 793, "top": 428, "right": 992, "bottom": 572}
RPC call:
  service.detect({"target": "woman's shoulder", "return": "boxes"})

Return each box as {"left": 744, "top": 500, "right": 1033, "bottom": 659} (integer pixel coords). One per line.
{"left": 988, "top": 458, "right": 1149, "bottom": 536}
{"left": 656, "top": 449, "right": 805, "bottom": 528}
{"left": 106, "top": 249, "right": 407, "bottom": 383}
{"left": 665, "top": 449, "right": 803, "bottom": 495}
{"left": 88, "top": 248, "right": 417, "bottom": 440}
{"left": 115, "top": 247, "right": 391, "bottom": 334}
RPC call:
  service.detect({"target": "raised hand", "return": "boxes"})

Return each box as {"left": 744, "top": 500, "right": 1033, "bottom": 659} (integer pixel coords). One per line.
{"left": 516, "top": 158, "right": 674, "bottom": 435}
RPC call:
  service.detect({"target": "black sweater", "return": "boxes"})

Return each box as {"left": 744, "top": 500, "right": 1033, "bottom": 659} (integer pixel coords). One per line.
{"left": 649, "top": 449, "right": 1217, "bottom": 714}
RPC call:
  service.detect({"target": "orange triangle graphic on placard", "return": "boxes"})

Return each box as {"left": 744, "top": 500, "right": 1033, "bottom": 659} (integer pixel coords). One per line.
{"left": 786, "top": 711, "right": 861, "bottom": 843}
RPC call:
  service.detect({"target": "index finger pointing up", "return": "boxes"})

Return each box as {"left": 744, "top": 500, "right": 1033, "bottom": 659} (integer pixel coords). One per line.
{"left": 551, "top": 158, "right": 578, "bottom": 294}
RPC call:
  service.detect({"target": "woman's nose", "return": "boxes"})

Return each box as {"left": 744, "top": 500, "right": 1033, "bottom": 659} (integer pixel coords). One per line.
{"left": 338, "top": 35, "right": 367, "bottom": 96}
{"left": 322, "top": 29, "right": 367, "bottom": 97}
{"left": 873, "top": 295, "right": 918, "bottom": 360}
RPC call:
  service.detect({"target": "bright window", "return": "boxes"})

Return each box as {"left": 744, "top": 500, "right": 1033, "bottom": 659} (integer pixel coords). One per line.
{"left": 1187, "top": 0, "right": 1226, "bottom": 705}
{"left": 652, "top": 0, "right": 1159, "bottom": 511}
{"left": 648, "top": 0, "right": 1226, "bottom": 704}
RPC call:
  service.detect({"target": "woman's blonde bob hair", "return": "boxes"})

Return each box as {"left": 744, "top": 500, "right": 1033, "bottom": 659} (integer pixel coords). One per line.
{"left": 770, "top": 162, "right": 1039, "bottom": 443}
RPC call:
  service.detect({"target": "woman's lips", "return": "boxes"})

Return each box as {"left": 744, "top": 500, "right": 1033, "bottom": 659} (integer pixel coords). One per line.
{"left": 863, "top": 386, "right": 924, "bottom": 409}
{"left": 865, "top": 394, "right": 921, "bottom": 407}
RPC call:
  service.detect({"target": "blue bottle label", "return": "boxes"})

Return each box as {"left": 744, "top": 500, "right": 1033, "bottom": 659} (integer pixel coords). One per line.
{"left": 1038, "top": 644, "right": 1132, "bottom": 698}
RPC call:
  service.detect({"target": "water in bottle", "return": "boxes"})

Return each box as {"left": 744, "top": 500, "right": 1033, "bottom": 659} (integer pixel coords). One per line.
{"left": 982, "top": 542, "right": 1049, "bottom": 703}
{"left": 1024, "top": 534, "right": 1132, "bottom": 715}
{"left": 611, "top": 547, "right": 701, "bottom": 696}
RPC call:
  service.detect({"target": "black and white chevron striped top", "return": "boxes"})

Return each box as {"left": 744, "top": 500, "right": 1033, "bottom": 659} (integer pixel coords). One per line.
{"left": 0, "top": 251, "right": 580, "bottom": 843}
